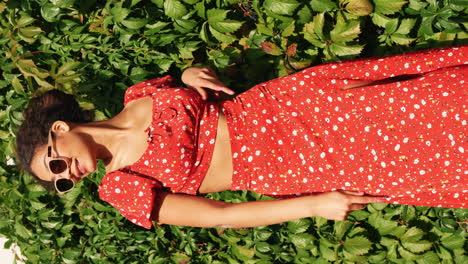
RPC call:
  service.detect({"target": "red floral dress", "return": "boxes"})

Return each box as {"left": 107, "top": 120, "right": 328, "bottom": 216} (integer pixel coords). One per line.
{"left": 100, "top": 46, "right": 467, "bottom": 229}
{"left": 99, "top": 76, "right": 220, "bottom": 229}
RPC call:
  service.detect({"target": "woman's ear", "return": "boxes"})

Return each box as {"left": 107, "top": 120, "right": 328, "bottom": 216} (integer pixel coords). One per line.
{"left": 50, "top": 121, "right": 70, "bottom": 134}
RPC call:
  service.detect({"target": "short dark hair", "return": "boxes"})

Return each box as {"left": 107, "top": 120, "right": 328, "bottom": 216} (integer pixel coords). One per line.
{"left": 16, "top": 90, "right": 94, "bottom": 186}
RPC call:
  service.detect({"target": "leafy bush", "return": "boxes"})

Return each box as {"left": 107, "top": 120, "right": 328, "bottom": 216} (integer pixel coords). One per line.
{"left": 0, "top": 0, "right": 467, "bottom": 263}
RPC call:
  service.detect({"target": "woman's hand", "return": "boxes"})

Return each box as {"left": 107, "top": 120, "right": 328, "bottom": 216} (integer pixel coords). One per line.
{"left": 308, "top": 191, "right": 384, "bottom": 221}
{"left": 181, "top": 67, "right": 235, "bottom": 100}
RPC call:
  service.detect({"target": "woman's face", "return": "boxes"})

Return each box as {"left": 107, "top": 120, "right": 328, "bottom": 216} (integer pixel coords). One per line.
{"left": 30, "top": 123, "right": 97, "bottom": 183}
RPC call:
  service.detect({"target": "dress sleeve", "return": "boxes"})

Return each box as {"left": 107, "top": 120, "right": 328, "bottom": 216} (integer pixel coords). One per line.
{"left": 308, "top": 45, "right": 467, "bottom": 88}
{"left": 98, "top": 170, "right": 163, "bottom": 229}
{"left": 123, "top": 75, "right": 179, "bottom": 106}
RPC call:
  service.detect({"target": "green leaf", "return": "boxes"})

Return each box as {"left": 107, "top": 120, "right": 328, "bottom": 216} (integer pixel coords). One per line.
{"left": 16, "top": 60, "right": 49, "bottom": 78}
{"left": 371, "top": 13, "right": 391, "bottom": 28}
{"left": 330, "top": 20, "right": 361, "bottom": 42}
{"left": 210, "top": 20, "right": 243, "bottom": 33}
{"left": 110, "top": 6, "right": 130, "bottom": 23}
{"left": 310, "top": 0, "right": 338, "bottom": 12}
{"left": 17, "top": 16, "right": 35, "bottom": 27}
{"left": 303, "top": 13, "right": 326, "bottom": 47}
{"left": 0, "top": 130, "right": 9, "bottom": 140}
{"left": 255, "top": 241, "right": 271, "bottom": 253}
{"left": 62, "top": 248, "right": 81, "bottom": 261}
{"left": 401, "top": 227, "right": 424, "bottom": 242}
{"left": 193, "top": 1, "right": 205, "bottom": 18}
{"left": 297, "top": 5, "right": 312, "bottom": 24}
{"left": 30, "top": 201, "right": 47, "bottom": 210}
{"left": 207, "top": 9, "right": 229, "bottom": 22}
{"left": 282, "top": 22, "right": 295, "bottom": 37}
{"left": 42, "top": 220, "right": 62, "bottom": 229}
{"left": 381, "top": 236, "right": 398, "bottom": 247}
{"left": 51, "top": 0, "right": 75, "bottom": 8}
{"left": 440, "top": 235, "right": 465, "bottom": 249}
{"left": 290, "top": 233, "right": 315, "bottom": 249}
{"left": 174, "top": 19, "right": 197, "bottom": 33}
{"left": 418, "top": 16, "right": 434, "bottom": 36}
{"left": 385, "top": 19, "right": 399, "bottom": 34}
{"left": 40, "top": 3, "right": 61, "bottom": 22}
{"left": 343, "top": 236, "right": 372, "bottom": 255}
{"left": 164, "top": 0, "right": 187, "bottom": 19}
{"left": 436, "top": 244, "right": 452, "bottom": 260}
{"left": 230, "top": 245, "right": 254, "bottom": 261}
{"left": 407, "top": 0, "right": 427, "bottom": 11}
{"left": 341, "top": 0, "right": 373, "bottom": 16}
{"left": 391, "top": 34, "right": 415, "bottom": 45}
{"left": 395, "top": 18, "right": 416, "bottom": 34}
{"left": 27, "top": 184, "right": 47, "bottom": 194}
{"left": 19, "top": 26, "right": 42, "bottom": 38}
{"left": 15, "top": 221, "right": 32, "bottom": 239}
{"left": 263, "top": 0, "right": 301, "bottom": 16}
{"left": 403, "top": 240, "right": 432, "bottom": 253}
{"left": 11, "top": 76, "right": 25, "bottom": 95}
{"left": 320, "top": 242, "right": 337, "bottom": 261}
{"left": 121, "top": 18, "right": 148, "bottom": 30}
{"left": 348, "top": 209, "right": 370, "bottom": 221}
{"left": 373, "top": 0, "right": 408, "bottom": 15}
{"left": 145, "top": 21, "right": 170, "bottom": 32}
{"left": 418, "top": 251, "right": 441, "bottom": 264}
{"left": 328, "top": 43, "right": 364, "bottom": 57}
{"left": 199, "top": 22, "right": 211, "bottom": 43}
{"left": 209, "top": 26, "right": 236, "bottom": 44}
{"left": 57, "top": 62, "right": 80, "bottom": 76}
{"left": 207, "top": 9, "right": 242, "bottom": 35}
{"left": 368, "top": 214, "right": 388, "bottom": 232}
{"left": 257, "top": 23, "right": 274, "bottom": 36}
{"left": 398, "top": 245, "right": 421, "bottom": 260}
{"left": 334, "top": 221, "right": 353, "bottom": 240}
{"left": 288, "top": 218, "right": 311, "bottom": 234}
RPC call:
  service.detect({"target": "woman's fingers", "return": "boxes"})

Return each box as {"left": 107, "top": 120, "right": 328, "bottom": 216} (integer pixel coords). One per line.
{"left": 196, "top": 78, "right": 235, "bottom": 96}
{"left": 340, "top": 190, "right": 387, "bottom": 204}
{"left": 193, "top": 87, "right": 208, "bottom": 100}
{"left": 350, "top": 195, "right": 384, "bottom": 205}
{"left": 341, "top": 190, "right": 365, "bottom": 196}
{"left": 349, "top": 204, "right": 367, "bottom": 211}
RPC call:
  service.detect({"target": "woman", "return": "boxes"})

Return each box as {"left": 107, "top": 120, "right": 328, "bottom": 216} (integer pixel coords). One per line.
{"left": 16, "top": 45, "right": 467, "bottom": 229}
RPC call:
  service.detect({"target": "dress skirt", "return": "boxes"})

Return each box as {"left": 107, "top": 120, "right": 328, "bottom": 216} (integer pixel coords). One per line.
{"left": 221, "top": 45, "right": 467, "bottom": 208}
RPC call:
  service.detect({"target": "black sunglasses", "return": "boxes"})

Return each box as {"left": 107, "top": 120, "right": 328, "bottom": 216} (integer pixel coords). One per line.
{"left": 46, "top": 130, "right": 75, "bottom": 193}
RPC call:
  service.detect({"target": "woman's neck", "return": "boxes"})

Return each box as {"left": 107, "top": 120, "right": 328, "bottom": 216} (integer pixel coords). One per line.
{"left": 73, "top": 96, "right": 154, "bottom": 174}
{"left": 71, "top": 118, "right": 138, "bottom": 173}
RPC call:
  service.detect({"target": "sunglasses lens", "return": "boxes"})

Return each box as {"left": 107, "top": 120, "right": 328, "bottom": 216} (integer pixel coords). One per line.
{"left": 49, "top": 159, "right": 68, "bottom": 174}
{"left": 55, "top": 178, "right": 74, "bottom": 192}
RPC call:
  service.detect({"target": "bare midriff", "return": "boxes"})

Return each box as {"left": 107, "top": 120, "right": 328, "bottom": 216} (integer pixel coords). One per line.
{"left": 198, "top": 112, "right": 233, "bottom": 193}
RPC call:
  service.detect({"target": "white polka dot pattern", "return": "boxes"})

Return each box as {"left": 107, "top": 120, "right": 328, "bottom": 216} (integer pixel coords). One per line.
{"left": 222, "top": 45, "right": 467, "bottom": 208}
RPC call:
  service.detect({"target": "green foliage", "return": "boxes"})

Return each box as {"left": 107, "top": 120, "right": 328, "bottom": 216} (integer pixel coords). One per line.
{"left": 0, "top": 0, "right": 467, "bottom": 263}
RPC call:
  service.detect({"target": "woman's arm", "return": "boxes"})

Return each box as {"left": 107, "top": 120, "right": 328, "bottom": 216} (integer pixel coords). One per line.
{"left": 152, "top": 191, "right": 383, "bottom": 228}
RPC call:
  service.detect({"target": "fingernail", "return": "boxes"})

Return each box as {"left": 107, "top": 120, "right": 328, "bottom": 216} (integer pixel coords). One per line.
{"left": 377, "top": 199, "right": 386, "bottom": 202}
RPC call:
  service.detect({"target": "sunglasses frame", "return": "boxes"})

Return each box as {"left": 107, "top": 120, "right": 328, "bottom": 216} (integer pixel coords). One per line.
{"left": 46, "top": 130, "right": 75, "bottom": 194}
